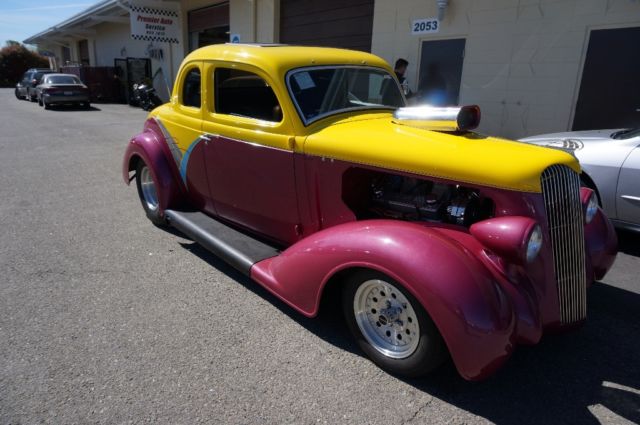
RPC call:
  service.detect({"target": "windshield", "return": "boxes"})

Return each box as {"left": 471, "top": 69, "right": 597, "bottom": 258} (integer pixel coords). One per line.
{"left": 611, "top": 128, "right": 640, "bottom": 140}
{"left": 47, "top": 75, "right": 81, "bottom": 85}
{"left": 287, "top": 66, "right": 405, "bottom": 125}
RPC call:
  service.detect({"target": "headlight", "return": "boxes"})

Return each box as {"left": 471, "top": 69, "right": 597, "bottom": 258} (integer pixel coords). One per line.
{"left": 470, "top": 216, "right": 542, "bottom": 265}
{"left": 525, "top": 224, "right": 543, "bottom": 263}
{"left": 585, "top": 191, "right": 598, "bottom": 224}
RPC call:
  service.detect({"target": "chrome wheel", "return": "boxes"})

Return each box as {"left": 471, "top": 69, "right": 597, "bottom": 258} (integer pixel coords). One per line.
{"left": 139, "top": 165, "right": 159, "bottom": 211}
{"left": 353, "top": 279, "right": 420, "bottom": 359}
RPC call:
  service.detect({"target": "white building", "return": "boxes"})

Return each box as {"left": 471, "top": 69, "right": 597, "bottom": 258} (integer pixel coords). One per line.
{"left": 25, "top": 0, "right": 640, "bottom": 138}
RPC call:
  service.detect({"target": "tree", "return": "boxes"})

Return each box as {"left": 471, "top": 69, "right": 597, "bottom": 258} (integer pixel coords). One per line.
{"left": 0, "top": 42, "right": 49, "bottom": 87}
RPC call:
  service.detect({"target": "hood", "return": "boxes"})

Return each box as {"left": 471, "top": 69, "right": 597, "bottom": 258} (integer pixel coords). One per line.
{"left": 520, "top": 129, "right": 621, "bottom": 142}
{"left": 519, "top": 129, "right": 625, "bottom": 153}
{"left": 304, "top": 115, "right": 580, "bottom": 193}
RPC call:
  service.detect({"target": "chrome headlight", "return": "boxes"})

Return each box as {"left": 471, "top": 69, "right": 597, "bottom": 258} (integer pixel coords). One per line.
{"left": 585, "top": 191, "right": 598, "bottom": 224}
{"left": 525, "top": 224, "right": 543, "bottom": 263}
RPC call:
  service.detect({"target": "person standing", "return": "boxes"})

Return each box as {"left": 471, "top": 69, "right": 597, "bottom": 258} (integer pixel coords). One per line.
{"left": 394, "top": 58, "right": 411, "bottom": 96}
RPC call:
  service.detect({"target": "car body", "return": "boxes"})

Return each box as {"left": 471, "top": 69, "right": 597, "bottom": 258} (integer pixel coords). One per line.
{"left": 123, "top": 44, "right": 617, "bottom": 381}
{"left": 35, "top": 73, "right": 90, "bottom": 109}
{"left": 520, "top": 128, "right": 640, "bottom": 232}
{"left": 15, "top": 68, "right": 54, "bottom": 101}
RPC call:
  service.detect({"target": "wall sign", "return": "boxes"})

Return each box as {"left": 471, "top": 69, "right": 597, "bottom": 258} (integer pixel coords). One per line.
{"left": 230, "top": 34, "right": 241, "bottom": 43}
{"left": 411, "top": 18, "right": 440, "bottom": 35}
{"left": 130, "top": 4, "right": 180, "bottom": 43}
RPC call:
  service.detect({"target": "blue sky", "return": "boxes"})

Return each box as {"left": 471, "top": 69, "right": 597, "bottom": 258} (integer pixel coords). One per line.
{"left": 0, "top": 1, "right": 94, "bottom": 47}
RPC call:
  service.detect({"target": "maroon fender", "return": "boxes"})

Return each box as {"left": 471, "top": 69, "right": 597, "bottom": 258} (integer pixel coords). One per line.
{"left": 584, "top": 207, "right": 618, "bottom": 281}
{"left": 122, "top": 119, "right": 185, "bottom": 213}
{"left": 250, "top": 219, "right": 519, "bottom": 381}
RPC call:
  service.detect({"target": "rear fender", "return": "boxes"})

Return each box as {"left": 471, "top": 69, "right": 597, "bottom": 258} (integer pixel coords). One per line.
{"left": 251, "top": 219, "right": 516, "bottom": 380}
{"left": 122, "top": 118, "right": 185, "bottom": 212}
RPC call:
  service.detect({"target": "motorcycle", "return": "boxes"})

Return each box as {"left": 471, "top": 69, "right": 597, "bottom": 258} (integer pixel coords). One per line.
{"left": 132, "top": 82, "right": 163, "bottom": 111}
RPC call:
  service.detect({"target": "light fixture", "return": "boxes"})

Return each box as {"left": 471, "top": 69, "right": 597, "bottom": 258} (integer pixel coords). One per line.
{"left": 437, "top": 0, "right": 449, "bottom": 21}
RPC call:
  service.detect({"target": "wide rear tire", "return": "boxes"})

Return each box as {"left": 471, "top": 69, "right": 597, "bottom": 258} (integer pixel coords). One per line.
{"left": 135, "top": 161, "right": 165, "bottom": 225}
{"left": 342, "top": 269, "right": 447, "bottom": 378}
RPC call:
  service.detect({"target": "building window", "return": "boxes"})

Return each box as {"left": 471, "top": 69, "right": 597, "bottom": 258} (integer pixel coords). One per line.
{"left": 62, "top": 46, "right": 71, "bottom": 65}
{"left": 188, "top": 2, "right": 230, "bottom": 51}
{"left": 182, "top": 68, "right": 201, "bottom": 108}
{"left": 78, "top": 39, "right": 90, "bottom": 66}
{"left": 214, "top": 68, "right": 282, "bottom": 122}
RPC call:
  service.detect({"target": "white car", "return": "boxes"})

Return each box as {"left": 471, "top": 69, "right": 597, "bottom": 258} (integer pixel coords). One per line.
{"left": 521, "top": 128, "right": 640, "bottom": 232}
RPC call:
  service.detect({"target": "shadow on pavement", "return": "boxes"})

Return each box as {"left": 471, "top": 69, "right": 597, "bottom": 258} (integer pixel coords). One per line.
{"left": 177, "top": 239, "right": 640, "bottom": 425}
{"left": 616, "top": 229, "right": 640, "bottom": 257}
{"left": 44, "top": 104, "right": 101, "bottom": 112}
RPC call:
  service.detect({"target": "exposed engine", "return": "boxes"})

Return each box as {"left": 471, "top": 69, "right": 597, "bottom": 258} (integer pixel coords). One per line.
{"left": 368, "top": 174, "right": 493, "bottom": 226}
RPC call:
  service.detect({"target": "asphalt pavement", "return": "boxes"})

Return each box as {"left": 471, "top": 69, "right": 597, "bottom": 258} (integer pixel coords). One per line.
{"left": 1, "top": 88, "right": 639, "bottom": 424}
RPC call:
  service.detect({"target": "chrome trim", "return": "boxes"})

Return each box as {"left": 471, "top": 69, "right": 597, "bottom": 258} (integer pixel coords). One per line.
{"left": 285, "top": 65, "right": 405, "bottom": 126}
{"left": 541, "top": 165, "right": 587, "bottom": 324}
{"left": 393, "top": 105, "right": 480, "bottom": 132}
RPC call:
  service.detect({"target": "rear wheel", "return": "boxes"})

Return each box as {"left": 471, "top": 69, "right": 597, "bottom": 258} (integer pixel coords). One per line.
{"left": 135, "top": 161, "right": 165, "bottom": 225}
{"left": 83, "top": 102, "right": 90, "bottom": 110}
{"left": 342, "top": 270, "right": 446, "bottom": 378}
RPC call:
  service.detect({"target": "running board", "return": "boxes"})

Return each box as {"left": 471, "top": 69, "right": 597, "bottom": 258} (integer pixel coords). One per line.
{"left": 164, "top": 210, "right": 280, "bottom": 276}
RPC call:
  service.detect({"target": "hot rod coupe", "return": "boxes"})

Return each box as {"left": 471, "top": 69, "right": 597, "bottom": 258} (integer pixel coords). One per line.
{"left": 123, "top": 44, "right": 617, "bottom": 381}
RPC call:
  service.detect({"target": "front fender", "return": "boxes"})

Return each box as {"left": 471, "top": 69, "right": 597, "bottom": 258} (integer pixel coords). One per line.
{"left": 122, "top": 120, "right": 184, "bottom": 212}
{"left": 585, "top": 207, "right": 617, "bottom": 281}
{"left": 250, "top": 220, "right": 516, "bottom": 380}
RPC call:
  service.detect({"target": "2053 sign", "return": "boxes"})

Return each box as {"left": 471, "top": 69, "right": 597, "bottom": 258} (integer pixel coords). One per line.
{"left": 411, "top": 18, "right": 439, "bottom": 35}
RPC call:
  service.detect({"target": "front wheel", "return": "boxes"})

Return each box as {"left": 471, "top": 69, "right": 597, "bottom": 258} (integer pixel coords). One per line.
{"left": 135, "top": 161, "right": 165, "bottom": 225}
{"left": 342, "top": 270, "right": 446, "bottom": 378}
{"left": 14, "top": 88, "right": 21, "bottom": 99}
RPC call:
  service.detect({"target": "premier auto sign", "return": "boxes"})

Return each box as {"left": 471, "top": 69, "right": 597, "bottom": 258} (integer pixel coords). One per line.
{"left": 130, "top": 4, "right": 180, "bottom": 43}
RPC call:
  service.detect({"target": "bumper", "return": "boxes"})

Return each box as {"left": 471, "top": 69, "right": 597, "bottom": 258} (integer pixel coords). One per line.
{"left": 43, "top": 94, "right": 89, "bottom": 104}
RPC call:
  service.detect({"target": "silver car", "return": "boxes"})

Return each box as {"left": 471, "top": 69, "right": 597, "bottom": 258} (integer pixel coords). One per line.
{"left": 36, "top": 73, "right": 90, "bottom": 109}
{"left": 520, "top": 128, "right": 640, "bottom": 232}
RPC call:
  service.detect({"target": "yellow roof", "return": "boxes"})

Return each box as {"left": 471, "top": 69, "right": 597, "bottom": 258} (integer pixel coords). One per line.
{"left": 182, "top": 44, "right": 393, "bottom": 76}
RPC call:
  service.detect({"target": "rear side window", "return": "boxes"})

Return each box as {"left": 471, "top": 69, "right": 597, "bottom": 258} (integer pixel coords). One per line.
{"left": 182, "top": 68, "right": 201, "bottom": 108}
{"left": 214, "top": 68, "right": 282, "bottom": 122}
{"left": 46, "top": 76, "right": 80, "bottom": 84}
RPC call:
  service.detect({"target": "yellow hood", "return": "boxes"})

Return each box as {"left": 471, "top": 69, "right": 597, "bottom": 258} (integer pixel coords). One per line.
{"left": 303, "top": 115, "right": 580, "bottom": 193}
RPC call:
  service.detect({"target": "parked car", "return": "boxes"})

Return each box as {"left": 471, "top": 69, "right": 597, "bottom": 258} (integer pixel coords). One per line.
{"left": 123, "top": 44, "right": 617, "bottom": 381}
{"left": 15, "top": 68, "right": 54, "bottom": 101}
{"left": 36, "top": 73, "right": 90, "bottom": 109}
{"left": 520, "top": 128, "right": 640, "bottom": 233}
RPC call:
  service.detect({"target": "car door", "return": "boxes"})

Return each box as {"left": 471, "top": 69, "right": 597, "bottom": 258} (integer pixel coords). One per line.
{"left": 616, "top": 142, "right": 640, "bottom": 225}
{"left": 201, "top": 61, "right": 301, "bottom": 245}
{"left": 19, "top": 72, "right": 31, "bottom": 96}
{"left": 154, "top": 61, "right": 212, "bottom": 212}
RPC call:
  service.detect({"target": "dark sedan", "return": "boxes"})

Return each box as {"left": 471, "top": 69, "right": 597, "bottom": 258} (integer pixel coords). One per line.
{"left": 36, "top": 74, "right": 90, "bottom": 109}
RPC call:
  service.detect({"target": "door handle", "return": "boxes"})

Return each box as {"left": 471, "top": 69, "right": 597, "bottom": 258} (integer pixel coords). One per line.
{"left": 200, "top": 133, "right": 217, "bottom": 145}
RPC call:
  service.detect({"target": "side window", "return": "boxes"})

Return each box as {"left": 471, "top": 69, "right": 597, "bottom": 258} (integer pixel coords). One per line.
{"left": 214, "top": 68, "right": 282, "bottom": 122}
{"left": 182, "top": 68, "right": 201, "bottom": 108}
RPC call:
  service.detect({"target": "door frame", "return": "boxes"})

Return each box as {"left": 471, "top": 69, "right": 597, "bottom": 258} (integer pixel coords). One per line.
{"left": 415, "top": 35, "right": 468, "bottom": 105}
{"left": 568, "top": 23, "right": 640, "bottom": 131}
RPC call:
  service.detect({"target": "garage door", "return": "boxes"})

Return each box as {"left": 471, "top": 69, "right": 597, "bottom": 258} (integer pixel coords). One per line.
{"left": 279, "top": 0, "right": 374, "bottom": 52}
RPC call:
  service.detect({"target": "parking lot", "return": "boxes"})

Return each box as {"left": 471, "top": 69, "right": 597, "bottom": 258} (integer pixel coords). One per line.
{"left": 0, "top": 87, "right": 638, "bottom": 424}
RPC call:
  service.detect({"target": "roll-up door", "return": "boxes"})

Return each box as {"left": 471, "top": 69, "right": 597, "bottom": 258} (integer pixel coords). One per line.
{"left": 279, "top": 0, "right": 374, "bottom": 52}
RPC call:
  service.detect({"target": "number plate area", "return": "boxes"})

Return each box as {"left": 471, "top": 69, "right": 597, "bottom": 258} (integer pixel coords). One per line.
{"left": 411, "top": 18, "right": 440, "bottom": 35}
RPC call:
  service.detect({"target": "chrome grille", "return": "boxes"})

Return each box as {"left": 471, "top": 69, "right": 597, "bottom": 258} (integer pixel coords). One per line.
{"left": 541, "top": 165, "right": 587, "bottom": 324}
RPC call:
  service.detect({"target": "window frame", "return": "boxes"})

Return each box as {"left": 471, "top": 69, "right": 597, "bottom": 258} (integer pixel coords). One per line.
{"left": 211, "top": 66, "right": 284, "bottom": 124}
{"left": 285, "top": 65, "right": 405, "bottom": 126}
{"left": 179, "top": 65, "right": 202, "bottom": 109}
